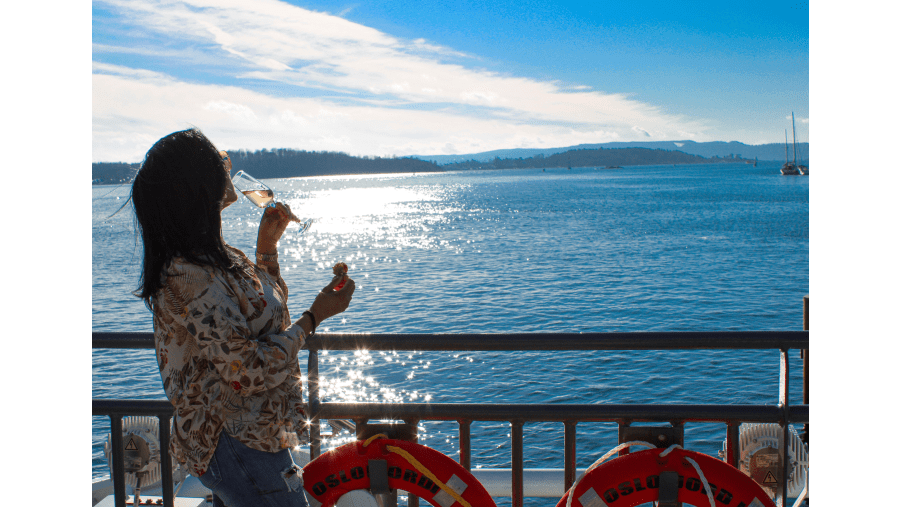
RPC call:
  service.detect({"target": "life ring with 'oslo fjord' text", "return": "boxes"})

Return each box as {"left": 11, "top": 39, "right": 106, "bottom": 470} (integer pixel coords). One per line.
{"left": 556, "top": 447, "right": 775, "bottom": 507}
{"left": 302, "top": 435, "right": 496, "bottom": 507}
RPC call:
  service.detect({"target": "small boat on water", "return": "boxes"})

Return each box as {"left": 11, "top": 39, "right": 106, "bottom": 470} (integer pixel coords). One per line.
{"left": 781, "top": 112, "right": 806, "bottom": 176}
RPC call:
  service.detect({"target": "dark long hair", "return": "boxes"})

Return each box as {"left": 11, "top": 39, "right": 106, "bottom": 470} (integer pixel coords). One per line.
{"left": 131, "top": 128, "right": 237, "bottom": 309}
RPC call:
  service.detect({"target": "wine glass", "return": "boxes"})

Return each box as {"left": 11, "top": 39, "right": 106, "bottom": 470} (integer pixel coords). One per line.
{"left": 231, "top": 170, "right": 314, "bottom": 234}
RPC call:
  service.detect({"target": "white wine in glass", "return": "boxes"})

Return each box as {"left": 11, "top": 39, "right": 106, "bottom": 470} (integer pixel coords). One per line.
{"left": 242, "top": 188, "right": 275, "bottom": 208}
{"left": 231, "top": 170, "right": 314, "bottom": 234}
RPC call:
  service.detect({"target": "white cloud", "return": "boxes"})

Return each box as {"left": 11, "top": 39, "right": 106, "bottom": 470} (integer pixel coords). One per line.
{"left": 632, "top": 126, "right": 651, "bottom": 137}
{"left": 93, "top": 0, "right": 711, "bottom": 160}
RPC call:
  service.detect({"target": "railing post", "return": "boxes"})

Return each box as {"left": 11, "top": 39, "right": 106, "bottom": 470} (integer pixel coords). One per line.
{"left": 779, "top": 348, "right": 790, "bottom": 507}
{"left": 110, "top": 414, "right": 126, "bottom": 507}
{"left": 618, "top": 420, "right": 631, "bottom": 456}
{"left": 802, "top": 295, "right": 809, "bottom": 445}
{"left": 511, "top": 420, "right": 524, "bottom": 507}
{"left": 307, "top": 349, "right": 321, "bottom": 459}
{"left": 158, "top": 415, "right": 174, "bottom": 507}
{"left": 564, "top": 421, "right": 577, "bottom": 492}
{"left": 725, "top": 422, "right": 740, "bottom": 468}
{"left": 458, "top": 419, "right": 471, "bottom": 470}
{"left": 408, "top": 418, "right": 419, "bottom": 507}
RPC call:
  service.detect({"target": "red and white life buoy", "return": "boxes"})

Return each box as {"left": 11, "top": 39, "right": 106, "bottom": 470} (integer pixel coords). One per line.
{"left": 302, "top": 435, "right": 497, "bottom": 507}
{"left": 556, "top": 447, "right": 775, "bottom": 507}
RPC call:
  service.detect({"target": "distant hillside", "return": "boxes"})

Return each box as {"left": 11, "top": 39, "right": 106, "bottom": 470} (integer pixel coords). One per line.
{"left": 92, "top": 162, "right": 140, "bottom": 184}
{"left": 227, "top": 148, "right": 441, "bottom": 179}
{"left": 416, "top": 140, "right": 809, "bottom": 165}
{"left": 92, "top": 141, "right": 796, "bottom": 184}
{"left": 443, "top": 147, "right": 747, "bottom": 171}
{"left": 92, "top": 148, "right": 442, "bottom": 184}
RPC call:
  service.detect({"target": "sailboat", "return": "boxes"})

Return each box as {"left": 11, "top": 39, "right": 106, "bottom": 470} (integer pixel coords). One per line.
{"left": 780, "top": 112, "right": 802, "bottom": 175}
{"left": 793, "top": 112, "right": 808, "bottom": 175}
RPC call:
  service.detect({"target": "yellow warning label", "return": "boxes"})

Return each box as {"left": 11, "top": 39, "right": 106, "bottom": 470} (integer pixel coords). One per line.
{"left": 125, "top": 438, "right": 138, "bottom": 451}
{"left": 763, "top": 471, "right": 778, "bottom": 484}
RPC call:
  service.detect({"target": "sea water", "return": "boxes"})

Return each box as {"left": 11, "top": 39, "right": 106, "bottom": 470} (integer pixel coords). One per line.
{"left": 92, "top": 162, "right": 809, "bottom": 505}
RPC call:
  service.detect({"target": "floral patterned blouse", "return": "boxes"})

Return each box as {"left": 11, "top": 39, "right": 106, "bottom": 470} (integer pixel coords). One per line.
{"left": 152, "top": 245, "right": 307, "bottom": 477}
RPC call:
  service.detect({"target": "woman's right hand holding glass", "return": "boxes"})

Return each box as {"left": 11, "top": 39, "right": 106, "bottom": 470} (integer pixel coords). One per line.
{"left": 257, "top": 202, "right": 298, "bottom": 254}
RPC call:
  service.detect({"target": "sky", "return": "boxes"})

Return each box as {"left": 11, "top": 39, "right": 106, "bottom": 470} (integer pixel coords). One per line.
{"left": 91, "top": 0, "right": 808, "bottom": 162}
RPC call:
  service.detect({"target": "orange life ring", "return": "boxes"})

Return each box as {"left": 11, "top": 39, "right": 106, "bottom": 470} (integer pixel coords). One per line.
{"left": 302, "top": 436, "right": 497, "bottom": 507}
{"left": 556, "top": 447, "right": 775, "bottom": 507}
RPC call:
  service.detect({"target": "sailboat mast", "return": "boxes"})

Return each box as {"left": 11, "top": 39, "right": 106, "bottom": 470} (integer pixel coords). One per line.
{"left": 792, "top": 112, "right": 798, "bottom": 165}
{"left": 785, "top": 130, "right": 789, "bottom": 162}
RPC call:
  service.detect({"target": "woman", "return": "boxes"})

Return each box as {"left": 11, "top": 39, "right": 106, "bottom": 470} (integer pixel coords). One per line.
{"left": 131, "top": 128, "right": 354, "bottom": 506}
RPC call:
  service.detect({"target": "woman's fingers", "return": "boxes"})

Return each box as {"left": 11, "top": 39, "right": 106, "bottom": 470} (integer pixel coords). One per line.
{"left": 258, "top": 203, "right": 292, "bottom": 248}
{"left": 323, "top": 274, "right": 343, "bottom": 291}
{"left": 311, "top": 277, "right": 355, "bottom": 321}
{"left": 279, "top": 202, "right": 303, "bottom": 222}
{"left": 269, "top": 202, "right": 302, "bottom": 223}
{"left": 264, "top": 202, "right": 292, "bottom": 224}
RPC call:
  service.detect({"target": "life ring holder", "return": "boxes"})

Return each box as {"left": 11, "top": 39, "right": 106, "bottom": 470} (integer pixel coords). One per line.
{"left": 302, "top": 434, "right": 497, "bottom": 507}
{"left": 557, "top": 442, "right": 776, "bottom": 507}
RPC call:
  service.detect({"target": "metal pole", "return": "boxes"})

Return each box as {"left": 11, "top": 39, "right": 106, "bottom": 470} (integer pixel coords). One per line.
{"left": 458, "top": 420, "right": 471, "bottom": 470}
{"left": 618, "top": 420, "right": 631, "bottom": 456}
{"left": 779, "top": 349, "right": 790, "bottom": 506}
{"left": 564, "top": 421, "right": 577, "bottom": 492}
{"left": 725, "top": 422, "right": 740, "bottom": 468}
{"left": 110, "top": 415, "right": 126, "bottom": 507}
{"left": 802, "top": 295, "right": 809, "bottom": 445}
{"left": 158, "top": 415, "right": 174, "bottom": 507}
{"left": 408, "top": 418, "right": 419, "bottom": 507}
{"left": 511, "top": 421, "right": 524, "bottom": 507}
{"left": 308, "top": 350, "right": 321, "bottom": 459}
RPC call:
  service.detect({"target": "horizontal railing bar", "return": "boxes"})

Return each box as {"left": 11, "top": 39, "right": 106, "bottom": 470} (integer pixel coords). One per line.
{"left": 93, "top": 332, "right": 156, "bottom": 349}
{"left": 320, "top": 403, "right": 808, "bottom": 423}
{"left": 93, "top": 399, "right": 174, "bottom": 416}
{"left": 93, "top": 399, "right": 807, "bottom": 424}
{"left": 94, "top": 331, "right": 809, "bottom": 351}
{"left": 310, "top": 332, "right": 809, "bottom": 351}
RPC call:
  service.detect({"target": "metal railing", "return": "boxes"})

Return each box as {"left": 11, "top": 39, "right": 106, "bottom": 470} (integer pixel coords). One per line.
{"left": 93, "top": 329, "right": 809, "bottom": 507}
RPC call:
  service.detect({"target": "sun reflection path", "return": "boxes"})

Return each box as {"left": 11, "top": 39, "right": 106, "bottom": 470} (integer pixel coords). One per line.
{"left": 316, "top": 349, "right": 440, "bottom": 453}
{"left": 259, "top": 176, "right": 479, "bottom": 455}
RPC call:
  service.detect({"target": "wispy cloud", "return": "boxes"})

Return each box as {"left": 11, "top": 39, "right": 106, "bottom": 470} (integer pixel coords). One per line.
{"left": 93, "top": 0, "right": 710, "bottom": 161}
{"left": 336, "top": 5, "right": 357, "bottom": 17}
{"left": 785, "top": 114, "right": 809, "bottom": 125}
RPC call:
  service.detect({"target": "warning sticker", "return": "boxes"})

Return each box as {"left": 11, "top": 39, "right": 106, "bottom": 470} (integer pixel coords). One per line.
{"left": 763, "top": 472, "right": 778, "bottom": 485}
{"left": 125, "top": 438, "right": 138, "bottom": 451}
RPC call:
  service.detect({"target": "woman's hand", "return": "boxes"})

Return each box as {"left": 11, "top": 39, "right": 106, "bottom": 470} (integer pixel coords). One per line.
{"left": 257, "top": 202, "right": 297, "bottom": 254}
{"left": 308, "top": 272, "right": 356, "bottom": 324}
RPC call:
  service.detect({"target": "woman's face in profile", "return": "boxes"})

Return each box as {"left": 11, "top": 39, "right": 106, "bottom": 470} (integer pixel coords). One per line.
{"left": 220, "top": 151, "right": 238, "bottom": 209}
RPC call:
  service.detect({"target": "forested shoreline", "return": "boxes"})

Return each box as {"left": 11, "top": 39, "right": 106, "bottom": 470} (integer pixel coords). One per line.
{"left": 92, "top": 146, "right": 749, "bottom": 184}
{"left": 441, "top": 147, "right": 749, "bottom": 170}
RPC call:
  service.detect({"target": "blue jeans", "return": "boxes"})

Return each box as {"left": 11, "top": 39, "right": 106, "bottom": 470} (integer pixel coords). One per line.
{"left": 198, "top": 431, "right": 309, "bottom": 507}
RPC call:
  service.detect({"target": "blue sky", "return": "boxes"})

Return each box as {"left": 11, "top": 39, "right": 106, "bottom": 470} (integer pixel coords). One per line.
{"left": 92, "top": 0, "right": 808, "bottom": 162}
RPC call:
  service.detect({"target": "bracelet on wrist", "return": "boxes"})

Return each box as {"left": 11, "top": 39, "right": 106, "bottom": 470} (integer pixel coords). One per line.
{"left": 302, "top": 310, "right": 317, "bottom": 335}
{"left": 256, "top": 251, "right": 278, "bottom": 262}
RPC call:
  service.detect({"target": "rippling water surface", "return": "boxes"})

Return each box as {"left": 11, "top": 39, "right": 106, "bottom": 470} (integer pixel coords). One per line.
{"left": 92, "top": 163, "right": 809, "bottom": 505}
